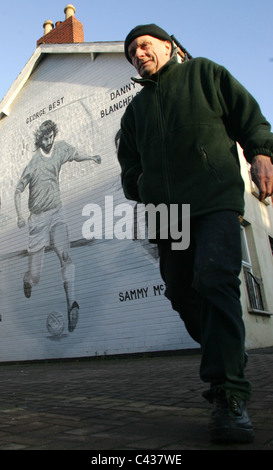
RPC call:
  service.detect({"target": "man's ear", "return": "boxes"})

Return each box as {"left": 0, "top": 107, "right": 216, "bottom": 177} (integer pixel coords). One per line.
{"left": 165, "top": 40, "right": 172, "bottom": 57}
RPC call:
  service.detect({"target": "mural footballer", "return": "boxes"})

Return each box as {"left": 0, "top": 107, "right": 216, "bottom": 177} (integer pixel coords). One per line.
{"left": 14, "top": 120, "right": 101, "bottom": 333}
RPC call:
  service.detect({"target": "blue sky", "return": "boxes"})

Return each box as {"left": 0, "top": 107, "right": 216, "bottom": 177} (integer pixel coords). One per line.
{"left": 1, "top": 0, "right": 273, "bottom": 125}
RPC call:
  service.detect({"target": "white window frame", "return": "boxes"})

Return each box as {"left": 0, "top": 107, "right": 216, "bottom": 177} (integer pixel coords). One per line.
{"left": 240, "top": 225, "right": 266, "bottom": 313}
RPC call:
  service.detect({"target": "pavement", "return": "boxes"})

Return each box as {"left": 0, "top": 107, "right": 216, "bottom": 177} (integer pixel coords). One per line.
{"left": 0, "top": 347, "right": 272, "bottom": 453}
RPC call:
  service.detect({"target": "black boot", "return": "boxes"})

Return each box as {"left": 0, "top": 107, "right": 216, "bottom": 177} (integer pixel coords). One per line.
{"left": 210, "top": 391, "right": 254, "bottom": 443}
{"left": 23, "top": 281, "right": 32, "bottom": 298}
{"left": 68, "top": 301, "right": 79, "bottom": 333}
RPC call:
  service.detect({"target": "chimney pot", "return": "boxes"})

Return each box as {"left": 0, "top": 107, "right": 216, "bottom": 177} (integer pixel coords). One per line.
{"left": 64, "top": 4, "right": 76, "bottom": 19}
{"left": 43, "top": 20, "right": 54, "bottom": 35}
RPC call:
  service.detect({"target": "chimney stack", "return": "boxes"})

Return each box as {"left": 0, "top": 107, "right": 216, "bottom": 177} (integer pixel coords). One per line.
{"left": 37, "top": 4, "right": 84, "bottom": 47}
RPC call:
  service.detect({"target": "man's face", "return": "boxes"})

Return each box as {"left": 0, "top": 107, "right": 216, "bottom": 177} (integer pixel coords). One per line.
{"left": 128, "top": 35, "right": 172, "bottom": 78}
{"left": 41, "top": 131, "right": 55, "bottom": 154}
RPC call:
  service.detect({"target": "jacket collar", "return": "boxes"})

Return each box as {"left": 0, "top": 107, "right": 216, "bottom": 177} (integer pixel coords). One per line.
{"left": 131, "top": 55, "right": 178, "bottom": 86}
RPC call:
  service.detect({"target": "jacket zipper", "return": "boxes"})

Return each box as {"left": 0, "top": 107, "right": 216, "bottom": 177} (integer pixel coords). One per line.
{"left": 156, "top": 82, "right": 172, "bottom": 202}
{"left": 200, "top": 147, "right": 222, "bottom": 182}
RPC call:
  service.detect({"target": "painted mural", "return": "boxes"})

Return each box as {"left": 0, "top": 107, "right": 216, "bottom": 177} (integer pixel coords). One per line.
{"left": 14, "top": 119, "right": 101, "bottom": 333}
{"left": 0, "top": 52, "right": 196, "bottom": 362}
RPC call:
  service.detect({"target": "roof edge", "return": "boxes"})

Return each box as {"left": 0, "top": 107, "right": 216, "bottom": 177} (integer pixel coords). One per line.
{"left": 0, "top": 41, "right": 124, "bottom": 119}
{"left": 38, "top": 41, "right": 124, "bottom": 53}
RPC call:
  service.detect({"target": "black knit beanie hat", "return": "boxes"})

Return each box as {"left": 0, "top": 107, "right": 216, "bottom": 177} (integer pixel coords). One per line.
{"left": 124, "top": 24, "right": 173, "bottom": 63}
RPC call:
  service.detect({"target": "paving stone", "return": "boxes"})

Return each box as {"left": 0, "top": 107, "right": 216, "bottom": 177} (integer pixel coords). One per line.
{"left": 0, "top": 348, "right": 272, "bottom": 451}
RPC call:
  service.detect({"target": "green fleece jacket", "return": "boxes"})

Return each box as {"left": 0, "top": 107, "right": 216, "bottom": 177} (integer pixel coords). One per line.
{"left": 118, "top": 56, "right": 273, "bottom": 218}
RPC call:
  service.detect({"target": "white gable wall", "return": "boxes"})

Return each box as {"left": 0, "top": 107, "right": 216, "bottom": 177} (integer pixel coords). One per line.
{"left": 0, "top": 52, "right": 197, "bottom": 362}
{"left": 1, "top": 49, "right": 273, "bottom": 363}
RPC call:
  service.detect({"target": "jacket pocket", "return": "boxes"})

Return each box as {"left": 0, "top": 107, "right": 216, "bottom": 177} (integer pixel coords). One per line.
{"left": 199, "top": 146, "right": 222, "bottom": 182}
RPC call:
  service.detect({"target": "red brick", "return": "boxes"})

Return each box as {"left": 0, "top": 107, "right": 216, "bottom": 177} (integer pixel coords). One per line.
{"left": 37, "top": 16, "right": 84, "bottom": 47}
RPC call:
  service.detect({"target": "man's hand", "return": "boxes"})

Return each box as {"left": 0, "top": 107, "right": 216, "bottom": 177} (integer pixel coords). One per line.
{"left": 250, "top": 155, "right": 273, "bottom": 201}
{"left": 17, "top": 216, "right": 26, "bottom": 229}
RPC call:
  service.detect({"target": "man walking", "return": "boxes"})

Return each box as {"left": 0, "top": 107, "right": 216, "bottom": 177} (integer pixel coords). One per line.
{"left": 118, "top": 24, "right": 273, "bottom": 443}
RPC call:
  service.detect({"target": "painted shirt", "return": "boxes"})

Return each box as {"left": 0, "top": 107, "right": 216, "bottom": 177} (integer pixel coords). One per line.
{"left": 16, "top": 141, "right": 78, "bottom": 214}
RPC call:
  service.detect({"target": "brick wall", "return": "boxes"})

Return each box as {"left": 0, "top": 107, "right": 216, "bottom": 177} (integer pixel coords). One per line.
{"left": 37, "top": 16, "right": 84, "bottom": 46}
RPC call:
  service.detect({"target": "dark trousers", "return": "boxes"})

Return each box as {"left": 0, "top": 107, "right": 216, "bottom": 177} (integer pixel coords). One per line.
{"left": 157, "top": 210, "right": 252, "bottom": 402}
